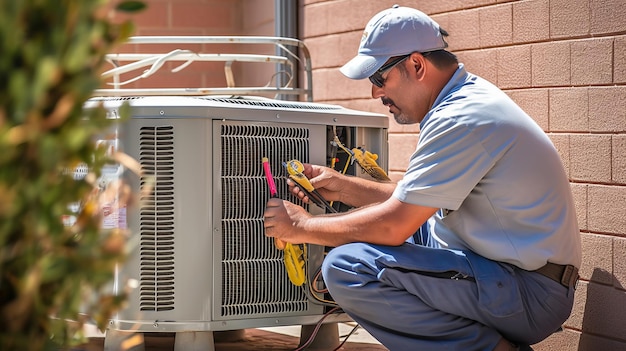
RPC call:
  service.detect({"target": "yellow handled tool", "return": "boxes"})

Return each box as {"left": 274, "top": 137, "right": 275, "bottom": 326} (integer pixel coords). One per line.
{"left": 284, "top": 243, "right": 306, "bottom": 286}
{"left": 351, "top": 147, "right": 390, "bottom": 182}
{"left": 284, "top": 160, "right": 337, "bottom": 213}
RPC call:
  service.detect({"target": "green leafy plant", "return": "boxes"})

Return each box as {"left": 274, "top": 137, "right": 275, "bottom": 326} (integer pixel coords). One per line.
{"left": 0, "top": 1, "right": 144, "bottom": 349}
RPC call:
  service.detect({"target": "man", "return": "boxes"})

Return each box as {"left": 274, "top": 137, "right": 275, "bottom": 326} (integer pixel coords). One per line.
{"left": 263, "top": 5, "right": 581, "bottom": 351}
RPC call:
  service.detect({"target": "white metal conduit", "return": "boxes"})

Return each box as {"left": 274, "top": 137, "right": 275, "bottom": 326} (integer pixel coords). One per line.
{"left": 97, "top": 36, "right": 313, "bottom": 101}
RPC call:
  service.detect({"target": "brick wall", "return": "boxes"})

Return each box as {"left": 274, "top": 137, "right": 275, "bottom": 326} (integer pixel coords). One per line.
{"left": 107, "top": 0, "right": 274, "bottom": 91}
{"left": 302, "top": 0, "right": 626, "bottom": 349}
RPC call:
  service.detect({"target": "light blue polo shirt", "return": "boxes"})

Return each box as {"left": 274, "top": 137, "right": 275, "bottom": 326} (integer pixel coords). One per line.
{"left": 393, "top": 64, "right": 581, "bottom": 270}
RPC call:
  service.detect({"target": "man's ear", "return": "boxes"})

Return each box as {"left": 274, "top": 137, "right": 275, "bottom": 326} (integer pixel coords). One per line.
{"left": 409, "top": 53, "right": 426, "bottom": 80}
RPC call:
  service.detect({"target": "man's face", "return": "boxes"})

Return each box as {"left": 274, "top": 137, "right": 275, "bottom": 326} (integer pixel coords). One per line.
{"left": 370, "top": 54, "right": 430, "bottom": 125}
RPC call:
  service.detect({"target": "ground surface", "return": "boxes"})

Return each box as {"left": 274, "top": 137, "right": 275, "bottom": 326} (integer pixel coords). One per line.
{"left": 76, "top": 323, "right": 388, "bottom": 351}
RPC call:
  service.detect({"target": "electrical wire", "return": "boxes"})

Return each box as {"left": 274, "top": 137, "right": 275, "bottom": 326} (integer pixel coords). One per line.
{"left": 334, "top": 323, "right": 362, "bottom": 351}
{"left": 291, "top": 308, "right": 363, "bottom": 351}
{"left": 310, "top": 266, "right": 328, "bottom": 294}
{"left": 302, "top": 246, "right": 337, "bottom": 306}
{"left": 329, "top": 126, "right": 353, "bottom": 210}
{"left": 292, "top": 306, "right": 341, "bottom": 351}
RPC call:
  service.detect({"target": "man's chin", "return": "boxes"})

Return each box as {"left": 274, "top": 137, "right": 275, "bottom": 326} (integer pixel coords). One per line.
{"left": 393, "top": 113, "right": 411, "bottom": 124}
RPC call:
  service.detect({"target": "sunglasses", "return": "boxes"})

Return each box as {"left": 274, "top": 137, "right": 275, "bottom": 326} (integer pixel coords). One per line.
{"left": 368, "top": 52, "right": 434, "bottom": 88}
{"left": 368, "top": 54, "right": 411, "bottom": 88}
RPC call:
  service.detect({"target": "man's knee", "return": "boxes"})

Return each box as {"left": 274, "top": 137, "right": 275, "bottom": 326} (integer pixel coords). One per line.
{"left": 321, "top": 245, "right": 353, "bottom": 286}
{"left": 321, "top": 243, "right": 371, "bottom": 294}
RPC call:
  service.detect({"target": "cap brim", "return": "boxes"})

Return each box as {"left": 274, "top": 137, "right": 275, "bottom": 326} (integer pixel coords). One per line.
{"left": 339, "top": 54, "right": 389, "bottom": 80}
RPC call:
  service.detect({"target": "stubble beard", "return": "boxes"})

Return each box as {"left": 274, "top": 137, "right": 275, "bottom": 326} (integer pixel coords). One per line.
{"left": 393, "top": 111, "right": 412, "bottom": 124}
{"left": 383, "top": 97, "right": 412, "bottom": 125}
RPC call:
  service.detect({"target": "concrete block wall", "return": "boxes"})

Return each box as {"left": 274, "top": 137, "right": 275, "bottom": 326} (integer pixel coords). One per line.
{"left": 301, "top": 0, "right": 626, "bottom": 349}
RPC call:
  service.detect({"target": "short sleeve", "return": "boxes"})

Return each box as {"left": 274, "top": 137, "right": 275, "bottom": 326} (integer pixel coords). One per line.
{"left": 393, "top": 115, "right": 499, "bottom": 210}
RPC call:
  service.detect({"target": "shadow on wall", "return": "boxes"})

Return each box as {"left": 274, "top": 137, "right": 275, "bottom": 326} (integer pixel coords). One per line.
{"left": 578, "top": 268, "right": 626, "bottom": 351}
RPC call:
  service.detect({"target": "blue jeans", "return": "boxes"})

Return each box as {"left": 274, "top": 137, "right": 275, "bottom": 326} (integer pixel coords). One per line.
{"left": 321, "top": 235, "right": 575, "bottom": 350}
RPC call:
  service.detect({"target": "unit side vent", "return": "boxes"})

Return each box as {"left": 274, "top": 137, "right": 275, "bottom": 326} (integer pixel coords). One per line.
{"left": 138, "top": 125, "right": 176, "bottom": 311}
{"left": 198, "top": 97, "right": 340, "bottom": 111}
{"left": 220, "top": 124, "right": 310, "bottom": 317}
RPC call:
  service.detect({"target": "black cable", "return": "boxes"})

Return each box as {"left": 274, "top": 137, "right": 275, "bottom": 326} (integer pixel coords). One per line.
{"left": 293, "top": 306, "right": 341, "bottom": 351}
{"left": 333, "top": 323, "right": 361, "bottom": 351}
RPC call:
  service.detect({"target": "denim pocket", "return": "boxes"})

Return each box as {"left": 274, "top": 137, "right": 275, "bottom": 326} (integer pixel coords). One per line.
{"left": 465, "top": 251, "right": 524, "bottom": 318}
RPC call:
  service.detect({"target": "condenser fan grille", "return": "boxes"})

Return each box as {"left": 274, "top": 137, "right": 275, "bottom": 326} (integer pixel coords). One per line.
{"left": 139, "top": 125, "right": 176, "bottom": 311}
{"left": 220, "top": 124, "right": 310, "bottom": 317}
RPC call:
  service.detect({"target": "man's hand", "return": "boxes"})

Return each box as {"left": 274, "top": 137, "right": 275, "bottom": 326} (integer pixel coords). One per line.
{"left": 263, "top": 198, "right": 311, "bottom": 244}
{"left": 288, "top": 163, "right": 396, "bottom": 208}
{"left": 287, "top": 164, "right": 345, "bottom": 204}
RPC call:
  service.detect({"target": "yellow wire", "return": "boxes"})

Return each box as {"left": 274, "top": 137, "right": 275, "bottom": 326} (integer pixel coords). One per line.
{"left": 329, "top": 134, "right": 353, "bottom": 208}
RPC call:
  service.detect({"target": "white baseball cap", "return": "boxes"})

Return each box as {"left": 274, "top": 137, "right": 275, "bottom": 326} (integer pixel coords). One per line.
{"left": 340, "top": 5, "right": 448, "bottom": 80}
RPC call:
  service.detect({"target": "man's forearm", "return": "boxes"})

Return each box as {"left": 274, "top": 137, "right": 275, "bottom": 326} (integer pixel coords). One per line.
{"left": 339, "top": 176, "right": 396, "bottom": 208}
{"left": 293, "top": 196, "right": 437, "bottom": 247}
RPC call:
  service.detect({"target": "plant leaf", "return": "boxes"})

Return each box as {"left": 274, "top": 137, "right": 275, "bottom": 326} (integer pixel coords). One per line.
{"left": 115, "top": 1, "right": 146, "bottom": 13}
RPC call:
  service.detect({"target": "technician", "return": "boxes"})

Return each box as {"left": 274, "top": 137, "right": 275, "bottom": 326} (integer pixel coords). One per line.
{"left": 264, "top": 5, "right": 581, "bottom": 351}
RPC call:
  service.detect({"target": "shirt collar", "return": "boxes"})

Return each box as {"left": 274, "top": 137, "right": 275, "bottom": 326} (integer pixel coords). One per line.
{"left": 420, "top": 63, "right": 468, "bottom": 128}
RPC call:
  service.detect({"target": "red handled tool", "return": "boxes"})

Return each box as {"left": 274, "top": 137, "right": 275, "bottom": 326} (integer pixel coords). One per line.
{"left": 262, "top": 157, "right": 286, "bottom": 250}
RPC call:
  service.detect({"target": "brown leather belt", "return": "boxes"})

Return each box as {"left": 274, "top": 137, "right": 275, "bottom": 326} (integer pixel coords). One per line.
{"left": 534, "top": 262, "right": 579, "bottom": 288}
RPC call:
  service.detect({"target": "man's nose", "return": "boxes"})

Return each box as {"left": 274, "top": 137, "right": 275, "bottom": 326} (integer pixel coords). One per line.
{"left": 371, "top": 84, "right": 384, "bottom": 99}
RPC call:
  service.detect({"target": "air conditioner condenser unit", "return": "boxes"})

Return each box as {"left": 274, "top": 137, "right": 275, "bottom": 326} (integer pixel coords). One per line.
{"left": 87, "top": 95, "right": 389, "bottom": 351}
